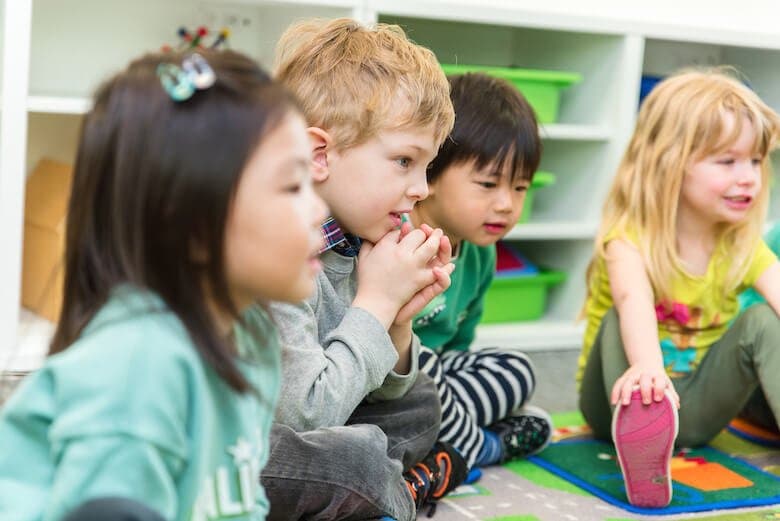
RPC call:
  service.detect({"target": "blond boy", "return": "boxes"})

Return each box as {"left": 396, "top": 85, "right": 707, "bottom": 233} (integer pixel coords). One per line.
{"left": 260, "top": 18, "right": 466, "bottom": 520}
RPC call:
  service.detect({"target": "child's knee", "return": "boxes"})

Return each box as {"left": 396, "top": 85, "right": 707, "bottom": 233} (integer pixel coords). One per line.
{"left": 479, "top": 349, "right": 537, "bottom": 397}
{"left": 266, "top": 425, "right": 412, "bottom": 521}
{"left": 411, "top": 372, "right": 442, "bottom": 422}
{"left": 741, "top": 303, "right": 780, "bottom": 333}
{"left": 338, "top": 423, "right": 391, "bottom": 459}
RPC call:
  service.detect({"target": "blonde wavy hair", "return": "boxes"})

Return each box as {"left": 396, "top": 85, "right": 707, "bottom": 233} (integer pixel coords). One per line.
{"left": 586, "top": 68, "right": 780, "bottom": 306}
{"left": 273, "top": 18, "right": 454, "bottom": 151}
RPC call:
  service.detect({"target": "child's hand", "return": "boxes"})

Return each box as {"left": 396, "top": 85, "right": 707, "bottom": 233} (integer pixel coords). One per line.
{"left": 399, "top": 222, "right": 452, "bottom": 268}
{"left": 354, "top": 225, "right": 450, "bottom": 327}
{"left": 385, "top": 264, "right": 453, "bottom": 375}
{"left": 393, "top": 223, "right": 454, "bottom": 324}
{"left": 395, "top": 264, "right": 455, "bottom": 324}
{"left": 611, "top": 363, "right": 680, "bottom": 409}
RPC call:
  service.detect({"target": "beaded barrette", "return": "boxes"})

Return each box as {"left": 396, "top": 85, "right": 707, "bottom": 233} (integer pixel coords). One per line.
{"left": 156, "top": 53, "right": 216, "bottom": 102}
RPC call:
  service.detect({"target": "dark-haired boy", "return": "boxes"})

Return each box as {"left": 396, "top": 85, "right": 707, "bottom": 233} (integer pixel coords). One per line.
{"left": 411, "top": 73, "right": 553, "bottom": 472}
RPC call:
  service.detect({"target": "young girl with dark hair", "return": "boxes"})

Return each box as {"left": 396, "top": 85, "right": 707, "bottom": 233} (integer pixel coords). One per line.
{"left": 0, "top": 49, "right": 326, "bottom": 520}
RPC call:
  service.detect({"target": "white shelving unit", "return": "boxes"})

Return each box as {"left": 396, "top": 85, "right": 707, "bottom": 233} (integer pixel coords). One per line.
{"left": 503, "top": 221, "right": 598, "bottom": 241}
{"left": 1, "top": 0, "right": 33, "bottom": 371}
{"left": 473, "top": 319, "right": 585, "bottom": 352}
{"left": 27, "top": 96, "right": 91, "bottom": 114}
{"left": 367, "top": 0, "right": 780, "bottom": 351}
{"left": 370, "top": 6, "right": 642, "bottom": 351}
{"left": 1, "top": 0, "right": 364, "bottom": 372}
{"left": 539, "top": 123, "right": 611, "bottom": 142}
{"left": 3, "top": 0, "right": 780, "bottom": 366}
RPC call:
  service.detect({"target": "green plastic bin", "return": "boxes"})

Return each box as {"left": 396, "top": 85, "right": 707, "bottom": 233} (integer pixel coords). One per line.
{"left": 481, "top": 270, "right": 566, "bottom": 324}
{"left": 519, "top": 171, "right": 555, "bottom": 223}
{"left": 441, "top": 64, "right": 582, "bottom": 123}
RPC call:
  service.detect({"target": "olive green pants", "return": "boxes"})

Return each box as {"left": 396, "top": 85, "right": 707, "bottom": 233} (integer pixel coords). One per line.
{"left": 579, "top": 304, "right": 780, "bottom": 447}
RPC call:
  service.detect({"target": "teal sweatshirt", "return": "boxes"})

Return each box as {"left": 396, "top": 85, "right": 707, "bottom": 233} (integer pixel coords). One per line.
{"left": 413, "top": 241, "right": 496, "bottom": 353}
{"left": 0, "top": 287, "right": 280, "bottom": 521}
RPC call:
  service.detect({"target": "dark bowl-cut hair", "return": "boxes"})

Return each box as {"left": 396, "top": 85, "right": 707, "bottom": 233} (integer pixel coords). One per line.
{"left": 50, "top": 49, "right": 300, "bottom": 393}
{"left": 428, "top": 73, "right": 542, "bottom": 185}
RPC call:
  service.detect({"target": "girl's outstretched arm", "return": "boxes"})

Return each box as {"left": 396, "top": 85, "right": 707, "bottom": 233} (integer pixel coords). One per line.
{"left": 605, "top": 239, "right": 680, "bottom": 408}
{"left": 754, "top": 261, "right": 780, "bottom": 315}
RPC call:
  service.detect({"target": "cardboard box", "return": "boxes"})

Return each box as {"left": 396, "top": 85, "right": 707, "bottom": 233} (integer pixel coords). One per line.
{"left": 21, "top": 158, "right": 74, "bottom": 322}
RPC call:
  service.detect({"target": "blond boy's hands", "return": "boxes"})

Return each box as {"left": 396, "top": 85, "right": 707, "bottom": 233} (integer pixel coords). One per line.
{"left": 353, "top": 221, "right": 454, "bottom": 374}
{"left": 386, "top": 222, "right": 454, "bottom": 374}
{"left": 393, "top": 222, "right": 454, "bottom": 324}
{"left": 393, "top": 265, "right": 454, "bottom": 324}
{"left": 353, "top": 223, "right": 453, "bottom": 329}
{"left": 385, "top": 264, "right": 453, "bottom": 375}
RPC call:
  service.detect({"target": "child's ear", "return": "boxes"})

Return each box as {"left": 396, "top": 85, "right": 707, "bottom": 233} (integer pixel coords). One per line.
{"left": 307, "top": 127, "right": 332, "bottom": 182}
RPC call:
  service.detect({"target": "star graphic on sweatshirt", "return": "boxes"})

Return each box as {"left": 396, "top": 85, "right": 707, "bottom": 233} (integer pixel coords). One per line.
{"left": 227, "top": 437, "right": 255, "bottom": 466}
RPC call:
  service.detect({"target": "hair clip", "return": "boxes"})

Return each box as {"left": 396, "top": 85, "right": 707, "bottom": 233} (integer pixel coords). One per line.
{"left": 182, "top": 53, "right": 216, "bottom": 89}
{"left": 157, "top": 53, "right": 216, "bottom": 102}
{"left": 157, "top": 63, "right": 195, "bottom": 101}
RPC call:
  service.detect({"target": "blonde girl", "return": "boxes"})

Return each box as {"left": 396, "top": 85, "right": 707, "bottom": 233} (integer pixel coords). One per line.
{"left": 578, "top": 69, "right": 780, "bottom": 508}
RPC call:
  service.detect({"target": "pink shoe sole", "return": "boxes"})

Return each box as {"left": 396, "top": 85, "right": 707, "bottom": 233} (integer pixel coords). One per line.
{"left": 611, "top": 389, "right": 678, "bottom": 508}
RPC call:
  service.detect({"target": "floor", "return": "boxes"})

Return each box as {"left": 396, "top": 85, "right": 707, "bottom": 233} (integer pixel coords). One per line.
{"left": 429, "top": 349, "right": 780, "bottom": 521}
{"left": 525, "top": 348, "right": 580, "bottom": 413}
{"left": 5, "top": 347, "right": 780, "bottom": 520}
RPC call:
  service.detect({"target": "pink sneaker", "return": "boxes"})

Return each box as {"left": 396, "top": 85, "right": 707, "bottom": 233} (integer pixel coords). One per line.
{"left": 611, "top": 388, "right": 678, "bottom": 508}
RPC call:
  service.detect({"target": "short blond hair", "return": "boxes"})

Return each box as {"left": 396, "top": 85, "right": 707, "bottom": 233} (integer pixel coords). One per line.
{"left": 274, "top": 18, "right": 454, "bottom": 150}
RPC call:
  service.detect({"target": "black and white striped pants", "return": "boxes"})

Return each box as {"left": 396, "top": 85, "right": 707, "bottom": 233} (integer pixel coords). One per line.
{"left": 419, "top": 346, "right": 536, "bottom": 468}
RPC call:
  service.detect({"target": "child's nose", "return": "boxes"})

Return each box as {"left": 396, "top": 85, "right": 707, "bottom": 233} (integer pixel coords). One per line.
{"left": 736, "top": 161, "right": 759, "bottom": 185}
{"left": 406, "top": 169, "right": 429, "bottom": 201}
{"left": 494, "top": 187, "right": 514, "bottom": 211}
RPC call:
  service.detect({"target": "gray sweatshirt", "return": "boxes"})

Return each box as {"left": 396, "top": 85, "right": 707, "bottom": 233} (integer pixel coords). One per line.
{"left": 270, "top": 249, "right": 421, "bottom": 431}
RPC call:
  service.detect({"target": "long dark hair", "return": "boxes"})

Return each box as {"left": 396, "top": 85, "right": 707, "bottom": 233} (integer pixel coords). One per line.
{"left": 428, "top": 73, "right": 542, "bottom": 184}
{"left": 50, "top": 49, "right": 299, "bottom": 392}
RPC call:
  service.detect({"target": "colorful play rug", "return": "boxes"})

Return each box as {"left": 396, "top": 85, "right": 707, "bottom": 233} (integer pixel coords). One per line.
{"left": 728, "top": 418, "right": 780, "bottom": 449}
{"left": 425, "top": 412, "right": 780, "bottom": 520}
